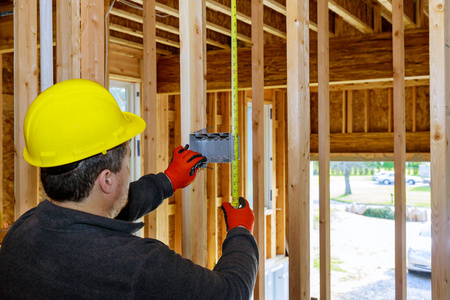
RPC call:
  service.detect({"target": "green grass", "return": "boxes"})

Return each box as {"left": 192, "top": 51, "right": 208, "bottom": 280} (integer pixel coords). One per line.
{"left": 320, "top": 175, "right": 431, "bottom": 208}
{"left": 314, "top": 256, "right": 345, "bottom": 272}
{"left": 409, "top": 186, "right": 430, "bottom": 192}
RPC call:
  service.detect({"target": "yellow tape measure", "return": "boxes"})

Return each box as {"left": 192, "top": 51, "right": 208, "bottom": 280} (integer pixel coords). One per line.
{"left": 231, "top": 0, "right": 239, "bottom": 207}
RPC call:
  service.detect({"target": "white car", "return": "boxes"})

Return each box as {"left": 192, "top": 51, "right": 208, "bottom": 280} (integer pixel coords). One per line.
{"left": 372, "top": 171, "right": 391, "bottom": 181}
{"left": 407, "top": 221, "right": 431, "bottom": 273}
{"left": 377, "top": 172, "right": 423, "bottom": 185}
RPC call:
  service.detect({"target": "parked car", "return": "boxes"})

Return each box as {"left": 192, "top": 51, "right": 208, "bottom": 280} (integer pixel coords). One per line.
{"left": 407, "top": 221, "right": 431, "bottom": 273}
{"left": 376, "top": 172, "right": 423, "bottom": 185}
{"left": 372, "top": 171, "right": 391, "bottom": 181}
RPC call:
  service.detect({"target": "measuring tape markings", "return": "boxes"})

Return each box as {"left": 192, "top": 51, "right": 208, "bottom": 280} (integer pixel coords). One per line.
{"left": 231, "top": 0, "right": 239, "bottom": 207}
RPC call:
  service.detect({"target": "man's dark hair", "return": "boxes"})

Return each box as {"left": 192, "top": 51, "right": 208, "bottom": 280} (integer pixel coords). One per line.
{"left": 41, "top": 142, "right": 128, "bottom": 202}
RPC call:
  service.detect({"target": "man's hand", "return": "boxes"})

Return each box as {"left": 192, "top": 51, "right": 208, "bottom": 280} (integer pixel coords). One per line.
{"left": 221, "top": 197, "right": 255, "bottom": 233}
{"left": 164, "top": 145, "right": 207, "bottom": 191}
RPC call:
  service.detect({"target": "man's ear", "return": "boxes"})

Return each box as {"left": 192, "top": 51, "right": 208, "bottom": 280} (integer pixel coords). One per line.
{"left": 97, "top": 169, "right": 113, "bottom": 194}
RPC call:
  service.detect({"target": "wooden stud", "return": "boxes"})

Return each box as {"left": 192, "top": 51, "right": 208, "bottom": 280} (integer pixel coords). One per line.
{"left": 429, "top": 0, "right": 449, "bottom": 299}
{"left": 239, "top": 91, "right": 247, "bottom": 198}
{"left": 270, "top": 94, "right": 277, "bottom": 260}
{"left": 275, "top": 91, "right": 286, "bottom": 256}
{"left": 104, "top": 0, "right": 112, "bottom": 89}
{"left": 342, "top": 91, "right": 346, "bottom": 133}
{"left": 252, "top": 0, "right": 265, "bottom": 297}
{"left": 0, "top": 54, "right": 3, "bottom": 226}
{"left": 374, "top": 1, "right": 382, "bottom": 33}
{"left": 14, "top": 0, "right": 39, "bottom": 219}
{"left": 318, "top": 0, "right": 330, "bottom": 299}
{"left": 364, "top": 91, "right": 369, "bottom": 133}
{"left": 392, "top": 0, "right": 406, "bottom": 299}
{"left": 174, "top": 95, "right": 182, "bottom": 255}
{"left": 207, "top": 92, "right": 218, "bottom": 269}
{"left": 388, "top": 88, "right": 393, "bottom": 132}
{"left": 142, "top": 0, "right": 168, "bottom": 242}
{"left": 412, "top": 86, "right": 416, "bottom": 132}
{"left": 286, "top": 0, "right": 311, "bottom": 299}
{"left": 220, "top": 92, "right": 231, "bottom": 255}
{"left": 179, "top": 0, "right": 207, "bottom": 266}
{"left": 56, "top": 0, "right": 80, "bottom": 82}
{"left": 157, "top": 94, "right": 169, "bottom": 243}
{"left": 80, "top": 0, "right": 104, "bottom": 85}
{"left": 347, "top": 91, "right": 353, "bottom": 133}
{"left": 142, "top": 0, "right": 155, "bottom": 237}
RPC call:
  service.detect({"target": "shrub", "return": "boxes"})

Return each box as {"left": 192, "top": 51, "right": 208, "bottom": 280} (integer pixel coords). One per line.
{"left": 363, "top": 207, "right": 394, "bottom": 220}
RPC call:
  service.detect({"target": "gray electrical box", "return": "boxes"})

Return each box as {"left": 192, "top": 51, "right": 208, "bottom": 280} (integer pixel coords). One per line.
{"left": 189, "top": 128, "right": 239, "bottom": 164}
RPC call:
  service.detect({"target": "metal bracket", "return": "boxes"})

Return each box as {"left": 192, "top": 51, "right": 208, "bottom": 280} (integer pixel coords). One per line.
{"left": 189, "top": 128, "right": 240, "bottom": 165}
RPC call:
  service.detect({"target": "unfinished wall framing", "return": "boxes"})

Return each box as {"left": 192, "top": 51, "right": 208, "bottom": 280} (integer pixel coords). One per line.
{"left": 3, "top": 0, "right": 447, "bottom": 299}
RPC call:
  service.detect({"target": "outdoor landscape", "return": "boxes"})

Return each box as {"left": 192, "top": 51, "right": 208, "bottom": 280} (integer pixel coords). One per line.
{"left": 309, "top": 162, "right": 431, "bottom": 300}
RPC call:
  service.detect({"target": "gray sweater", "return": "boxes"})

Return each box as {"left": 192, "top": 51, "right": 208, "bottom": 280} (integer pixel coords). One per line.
{"left": 0, "top": 173, "right": 259, "bottom": 299}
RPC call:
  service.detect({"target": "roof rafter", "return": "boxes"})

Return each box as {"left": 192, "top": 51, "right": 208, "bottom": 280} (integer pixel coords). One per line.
{"left": 328, "top": 0, "right": 373, "bottom": 33}
{"left": 378, "top": 0, "right": 416, "bottom": 28}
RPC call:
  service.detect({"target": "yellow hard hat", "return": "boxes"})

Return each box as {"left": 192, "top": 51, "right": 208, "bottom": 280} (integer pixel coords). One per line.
{"left": 23, "top": 79, "right": 146, "bottom": 167}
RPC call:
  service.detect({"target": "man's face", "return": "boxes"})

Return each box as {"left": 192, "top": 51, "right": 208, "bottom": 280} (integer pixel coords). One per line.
{"left": 111, "top": 145, "right": 131, "bottom": 218}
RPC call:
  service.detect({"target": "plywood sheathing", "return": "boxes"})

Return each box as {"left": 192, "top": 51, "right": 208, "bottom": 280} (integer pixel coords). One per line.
{"left": 156, "top": 30, "right": 430, "bottom": 94}
{"left": 1, "top": 54, "right": 14, "bottom": 226}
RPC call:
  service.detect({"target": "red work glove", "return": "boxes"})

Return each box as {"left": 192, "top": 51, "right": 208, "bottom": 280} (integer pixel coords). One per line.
{"left": 164, "top": 145, "right": 207, "bottom": 191}
{"left": 221, "top": 197, "right": 255, "bottom": 233}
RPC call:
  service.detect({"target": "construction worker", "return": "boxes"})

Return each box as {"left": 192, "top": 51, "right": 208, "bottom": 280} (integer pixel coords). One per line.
{"left": 0, "top": 79, "right": 258, "bottom": 299}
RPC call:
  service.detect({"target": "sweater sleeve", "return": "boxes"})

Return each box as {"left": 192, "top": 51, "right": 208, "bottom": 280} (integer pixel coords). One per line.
{"left": 115, "top": 172, "right": 174, "bottom": 222}
{"left": 133, "top": 227, "right": 259, "bottom": 300}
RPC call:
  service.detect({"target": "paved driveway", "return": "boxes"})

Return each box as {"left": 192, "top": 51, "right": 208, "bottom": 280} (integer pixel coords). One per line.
{"left": 310, "top": 207, "right": 431, "bottom": 299}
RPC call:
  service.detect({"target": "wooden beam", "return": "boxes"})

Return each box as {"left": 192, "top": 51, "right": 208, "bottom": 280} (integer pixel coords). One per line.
{"left": 318, "top": 0, "right": 330, "bottom": 299}
{"left": 110, "top": 7, "right": 249, "bottom": 47}
{"left": 206, "top": 93, "right": 218, "bottom": 269}
{"left": 206, "top": 0, "right": 286, "bottom": 39}
{"left": 174, "top": 95, "right": 182, "bottom": 254}
{"left": 56, "top": 0, "right": 80, "bottom": 82}
{"left": 328, "top": 0, "right": 373, "bottom": 33}
{"left": 109, "top": 23, "right": 180, "bottom": 48}
{"left": 80, "top": 0, "right": 104, "bottom": 85}
{"left": 157, "top": 94, "right": 169, "bottom": 243}
{"left": 179, "top": 0, "right": 207, "bottom": 266}
{"left": 309, "top": 131, "right": 430, "bottom": 153}
{"left": 346, "top": 90, "right": 353, "bottom": 133}
{"left": 378, "top": 0, "right": 416, "bottom": 28}
{"left": 156, "top": 30, "right": 430, "bottom": 93}
{"left": 14, "top": 0, "right": 39, "bottom": 219}
{"left": 392, "top": 0, "right": 406, "bottom": 298}
{"left": 275, "top": 91, "right": 286, "bottom": 256}
{"left": 0, "top": 54, "right": 3, "bottom": 228}
{"left": 287, "top": 0, "right": 310, "bottom": 298}
{"left": 429, "top": 0, "right": 449, "bottom": 299}
{"left": 142, "top": 0, "right": 169, "bottom": 243}
{"left": 374, "top": 1, "right": 383, "bottom": 33}
{"left": 252, "top": 0, "right": 265, "bottom": 298}
{"left": 310, "top": 152, "right": 430, "bottom": 161}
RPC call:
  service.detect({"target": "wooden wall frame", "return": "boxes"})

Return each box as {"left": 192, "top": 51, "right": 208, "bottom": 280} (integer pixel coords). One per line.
{"left": 252, "top": 0, "right": 265, "bottom": 298}
{"left": 14, "top": 0, "right": 39, "bottom": 220}
{"left": 318, "top": 0, "right": 330, "bottom": 299}
{"left": 392, "top": 0, "right": 407, "bottom": 299}
{"left": 429, "top": 0, "right": 449, "bottom": 298}
{"left": 286, "top": 0, "right": 311, "bottom": 299}
{"left": 179, "top": 0, "right": 207, "bottom": 266}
